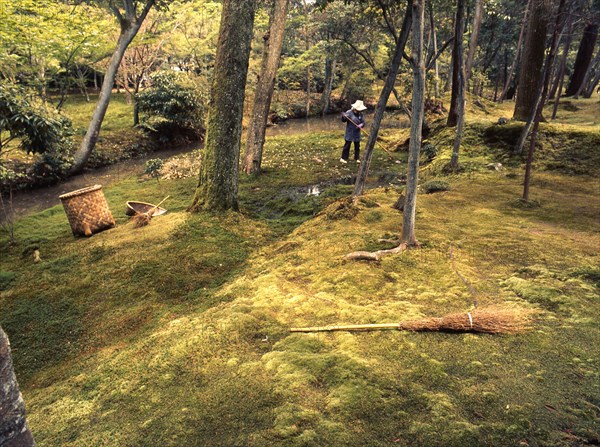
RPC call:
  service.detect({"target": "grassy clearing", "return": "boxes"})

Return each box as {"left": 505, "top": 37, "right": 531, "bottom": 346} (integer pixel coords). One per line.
{"left": 1, "top": 99, "right": 599, "bottom": 446}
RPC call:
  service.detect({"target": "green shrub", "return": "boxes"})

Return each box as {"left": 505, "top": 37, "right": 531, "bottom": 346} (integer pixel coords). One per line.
{"left": 144, "top": 158, "right": 164, "bottom": 180}
{"left": 0, "top": 83, "right": 74, "bottom": 186}
{"left": 421, "top": 143, "right": 438, "bottom": 162}
{"left": 422, "top": 179, "right": 451, "bottom": 194}
{"left": 137, "top": 71, "right": 207, "bottom": 142}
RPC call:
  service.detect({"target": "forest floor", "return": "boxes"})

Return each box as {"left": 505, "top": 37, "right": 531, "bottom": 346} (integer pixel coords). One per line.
{"left": 0, "top": 97, "right": 599, "bottom": 447}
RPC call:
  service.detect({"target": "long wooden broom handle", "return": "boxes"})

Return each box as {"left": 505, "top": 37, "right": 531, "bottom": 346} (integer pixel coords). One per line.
{"left": 146, "top": 195, "right": 170, "bottom": 215}
{"left": 290, "top": 323, "right": 400, "bottom": 332}
{"left": 343, "top": 113, "right": 395, "bottom": 158}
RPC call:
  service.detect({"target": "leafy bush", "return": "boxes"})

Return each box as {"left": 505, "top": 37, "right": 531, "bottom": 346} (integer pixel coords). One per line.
{"left": 421, "top": 143, "right": 438, "bottom": 162}
{"left": 422, "top": 179, "right": 450, "bottom": 194}
{"left": 137, "top": 71, "right": 207, "bottom": 142}
{"left": 0, "top": 83, "right": 73, "bottom": 156}
{"left": 144, "top": 158, "right": 164, "bottom": 180}
{"left": 0, "top": 83, "right": 74, "bottom": 187}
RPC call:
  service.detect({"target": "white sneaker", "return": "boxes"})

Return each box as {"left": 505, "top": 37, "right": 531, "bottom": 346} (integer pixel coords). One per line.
{"left": 339, "top": 158, "right": 348, "bottom": 164}
{"left": 355, "top": 159, "right": 361, "bottom": 164}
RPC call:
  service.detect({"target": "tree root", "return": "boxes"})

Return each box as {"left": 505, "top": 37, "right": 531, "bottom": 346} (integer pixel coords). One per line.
{"left": 345, "top": 242, "right": 409, "bottom": 261}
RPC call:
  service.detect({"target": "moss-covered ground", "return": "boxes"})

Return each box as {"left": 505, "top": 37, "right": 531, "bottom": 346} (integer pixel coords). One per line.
{"left": 1, "top": 97, "right": 599, "bottom": 446}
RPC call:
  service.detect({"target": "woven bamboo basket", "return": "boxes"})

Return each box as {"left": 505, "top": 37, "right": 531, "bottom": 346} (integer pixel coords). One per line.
{"left": 59, "top": 185, "right": 115, "bottom": 237}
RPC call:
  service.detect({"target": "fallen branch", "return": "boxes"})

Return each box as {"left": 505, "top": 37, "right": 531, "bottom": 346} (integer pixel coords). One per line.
{"left": 290, "top": 307, "right": 534, "bottom": 334}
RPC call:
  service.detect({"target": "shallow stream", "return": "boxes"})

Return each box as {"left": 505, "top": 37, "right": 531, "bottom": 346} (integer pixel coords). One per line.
{"left": 7, "top": 111, "right": 409, "bottom": 218}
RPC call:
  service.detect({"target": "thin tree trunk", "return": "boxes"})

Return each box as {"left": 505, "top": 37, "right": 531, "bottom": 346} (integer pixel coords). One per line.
{"left": 190, "top": 0, "right": 257, "bottom": 211}
{"left": 447, "top": 0, "right": 466, "bottom": 127}
{"left": 353, "top": 0, "right": 412, "bottom": 197}
{"left": 304, "top": 1, "right": 311, "bottom": 118}
{"left": 70, "top": 25, "right": 139, "bottom": 174}
{"left": 549, "top": 16, "right": 573, "bottom": 102}
{"left": 577, "top": 48, "right": 600, "bottom": 97}
{"left": 566, "top": 22, "right": 599, "bottom": 96}
{"left": 513, "top": 0, "right": 550, "bottom": 121}
{"left": 401, "top": 0, "right": 425, "bottom": 246}
{"left": 243, "top": 0, "right": 289, "bottom": 174}
{"left": 429, "top": 3, "right": 439, "bottom": 98}
{"left": 450, "top": 0, "right": 467, "bottom": 169}
{"left": 499, "top": 0, "right": 531, "bottom": 102}
{"left": 518, "top": 0, "right": 564, "bottom": 196}
{"left": 0, "top": 327, "right": 36, "bottom": 447}
{"left": 551, "top": 16, "right": 573, "bottom": 119}
{"left": 320, "top": 57, "right": 336, "bottom": 117}
{"left": 465, "top": 0, "right": 484, "bottom": 87}
{"left": 583, "top": 58, "right": 600, "bottom": 97}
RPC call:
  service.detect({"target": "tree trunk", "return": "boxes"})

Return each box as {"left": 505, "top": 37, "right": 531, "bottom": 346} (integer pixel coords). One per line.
{"left": 566, "top": 22, "right": 599, "bottom": 96}
{"left": 517, "top": 0, "right": 564, "bottom": 172}
{"left": 0, "top": 327, "right": 36, "bottom": 447}
{"left": 69, "top": 24, "right": 140, "bottom": 174}
{"left": 578, "top": 48, "right": 600, "bottom": 97}
{"left": 551, "top": 16, "right": 573, "bottom": 119}
{"left": 190, "top": 0, "right": 257, "bottom": 211}
{"left": 320, "top": 57, "right": 336, "bottom": 117}
{"left": 243, "top": 0, "right": 290, "bottom": 175}
{"left": 465, "top": 0, "right": 484, "bottom": 87}
{"left": 513, "top": 0, "right": 550, "bottom": 121}
{"left": 449, "top": 0, "right": 467, "bottom": 169}
{"left": 429, "top": 4, "right": 440, "bottom": 98}
{"left": 583, "top": 57, "right": 600, "bottom": 97}
{"left": 447, "top": 0, "right": 466, "bottom": 127}
{"left": 353, "top": 0, "right": 412, "bottom": 197}
{"left": 499, "top": 0, "right": 531, "bottom": 102}
{"left": 402, "top": 0, "right": 425, "bottom": 246}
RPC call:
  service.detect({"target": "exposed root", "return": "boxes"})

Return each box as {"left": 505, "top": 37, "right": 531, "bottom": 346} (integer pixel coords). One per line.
{"left": 345, "top": 242, "right": 409, "bottom": 261}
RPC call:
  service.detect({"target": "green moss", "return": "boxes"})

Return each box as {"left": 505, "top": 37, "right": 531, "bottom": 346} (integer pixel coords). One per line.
{"left": 0, "top": 271, "right": 17, "bottom": 290}
{"left": 422, "top": 179, "right": 451, "bottom": 194}
{"left": 1, "top": 100, "right": 600, "bottom": 446}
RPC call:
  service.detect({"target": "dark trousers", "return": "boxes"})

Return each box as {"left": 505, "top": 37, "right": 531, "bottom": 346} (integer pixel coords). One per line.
{"left": 341, "top": 140, "right": 360, "bottom": 160}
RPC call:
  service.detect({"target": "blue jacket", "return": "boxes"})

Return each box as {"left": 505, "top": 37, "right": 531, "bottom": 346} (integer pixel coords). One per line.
{"left": 342, "top": 109, "right": 365, "bottom": 142}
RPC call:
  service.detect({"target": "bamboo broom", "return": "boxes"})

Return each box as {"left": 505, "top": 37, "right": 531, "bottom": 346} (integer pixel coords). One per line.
{"left": 290, "top": 307, "right": 534, "bottom": 335}
{"left": 132, "top": 195, "right": 170, "bottom": 228}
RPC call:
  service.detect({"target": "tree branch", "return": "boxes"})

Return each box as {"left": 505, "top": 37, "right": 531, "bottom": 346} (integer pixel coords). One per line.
{"left": 427, "top": 37, "right": 454, "bottom": 70}
{"left": 376, "top": 0, "right": 398, "bottom": 42}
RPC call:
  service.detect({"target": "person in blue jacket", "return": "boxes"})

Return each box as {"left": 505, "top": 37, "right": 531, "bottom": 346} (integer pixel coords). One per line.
{"left": 340, "top": 100, "right": 367, "bottom": 163}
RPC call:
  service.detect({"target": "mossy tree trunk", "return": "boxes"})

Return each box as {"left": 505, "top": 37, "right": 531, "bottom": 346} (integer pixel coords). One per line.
{"left": 243, "top": 0, "right": 290, "bottom": 175}
{"left": 447, "top": 0, "right": 466, "bottom": 127}
{"left": 566, "top": 22, "right": 599, "bottom": 96}
{"left": 0, "top": 327, "right": 35, "bottom": 447}
{"left": 190, "top": 0, "right": 257, "bottom": 211}
{"left": 353, "top": 0, "right": 412, "bottom": 197}
{"left": 69, "top": 0, "right": 157, "bottom": 175}
{"left": 401, "top": 0, "right": 425, "bottom": 246}
{"left": 513, "top": 0, "right": 550, "bottom": 121}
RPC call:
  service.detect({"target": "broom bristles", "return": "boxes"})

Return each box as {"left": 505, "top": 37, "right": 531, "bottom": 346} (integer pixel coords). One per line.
{"left": 398, "top": 307, "right": 534, "bottom": 334}
{"left": 131, "top": 212, "right": 152, "bottom": 228}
